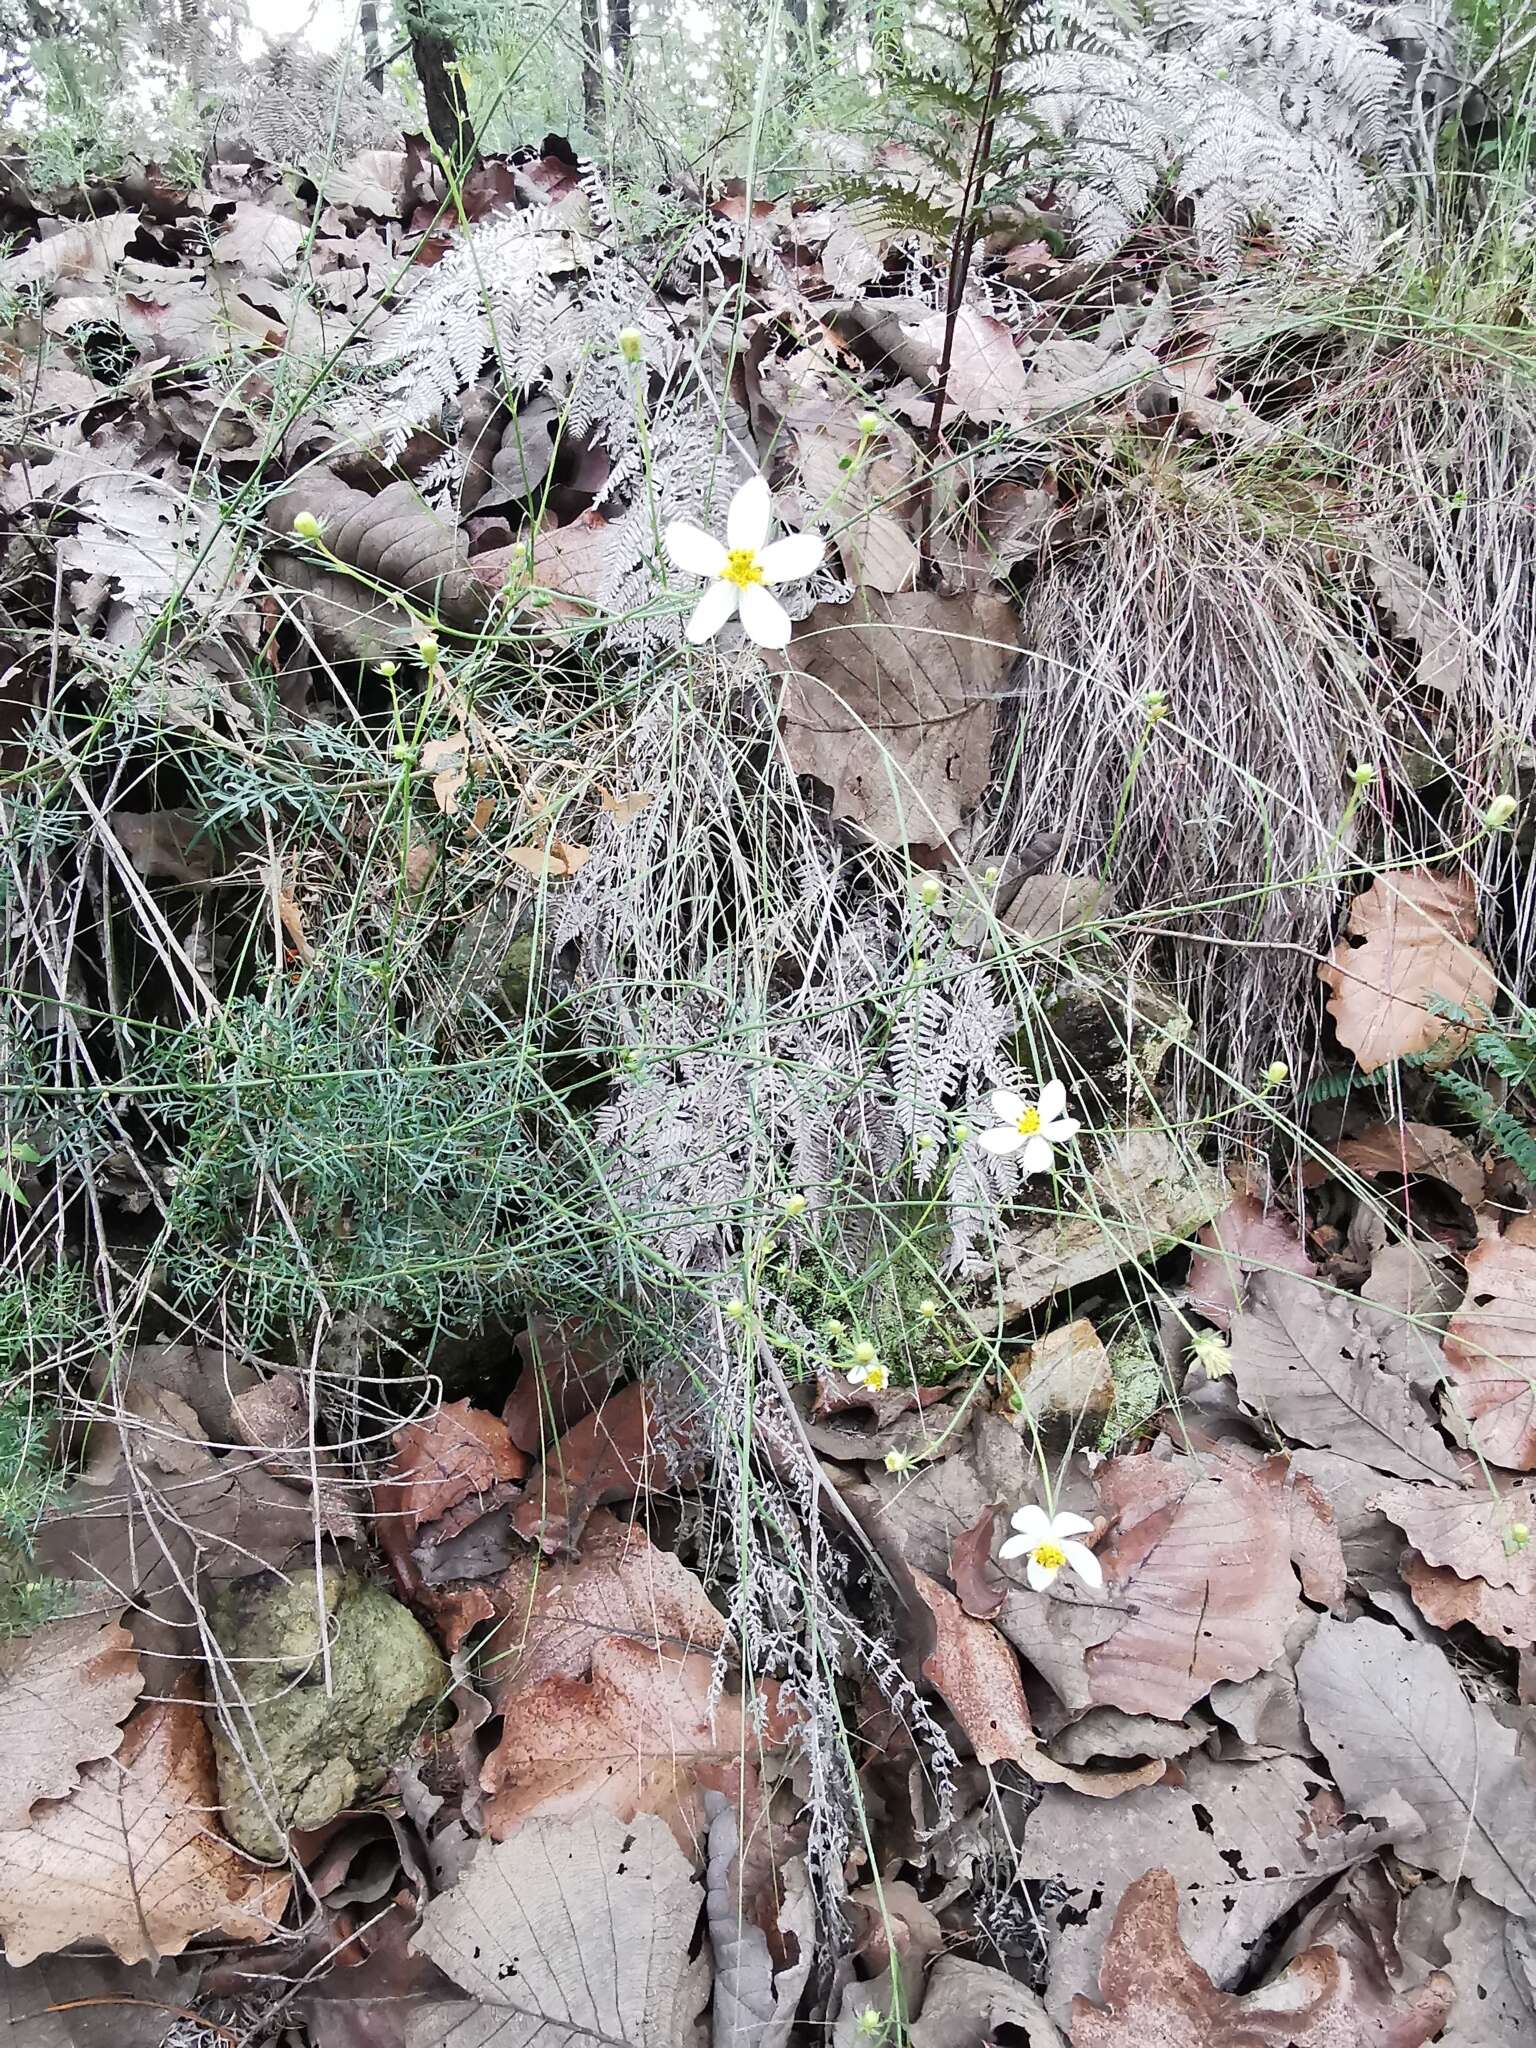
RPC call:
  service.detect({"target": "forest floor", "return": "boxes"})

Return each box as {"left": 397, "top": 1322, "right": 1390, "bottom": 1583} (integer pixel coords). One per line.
{"left": 0, "top": 114, "right": 1534, "bottom": 2048}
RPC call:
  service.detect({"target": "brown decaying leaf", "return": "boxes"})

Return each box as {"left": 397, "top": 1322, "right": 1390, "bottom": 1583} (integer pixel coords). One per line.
{"left": 1226, "top": 1271, "right": 1461, "bottom": 1482}
{"left": 1186, "top": 1192, "right": 1314, "bottom": 1329}
{"left": 507, "top": 835, "right": 590, "bottom": 879}
{"left": 911, "top": 1568, "right": 1163, "bottom": 1795}
{"left": 1070, "top": 1869, "right": 1452, "bottom": 2048}
{"left": 512, "top": 1379, "right": 699, "bottom": 1555}
{"left": 1436, "top": 1890, "right": 1536, "bottom": 2047}
{"left": 778, "top": 588, "right": 1017, "bottom": 852}
{"left": 899, "top": 306, "right": 1034, "bottom": 422}
{"left": 375, "top": 1398, "right": 528, "bottom": 1595}
{"left": 1335, "top": 1119, "right": 1485, "bottom": 1208}
{"left": 0, "top": 1614, "right": 144, "bottom": 1830}
{"left": 475, "top": 1507, "right": 728, "bottom": 1711}
{"left": 795, "top": 430, "right": 919, "bottom": 594}
{"left": 408, "top": 1810, "right": 709, "bottom": 2048}
{"left": 502, "top": 1312, "right": 626, "bottom": 1456}
{"left": 1374, "top": 1474, "right": 1536, "bottom": 1589}
{"left": 0, "top": 1698, "right": 289, "bottom": 1966}
{"left": 267, "top": 475, "right": 490, "bottom": 628}
{"left": 705, "top": 1795, "right": 813, "bottom": 2048}
{"left": 478, "top": 1635, "right": 777, "bottom": 1860}
{"left": 1442, "top": 1216, "right": 1536, "bottom": 1471}
{"left": 1399, "top": 1548, "right": 1536, "bottom": 1648}
{"left": 523, "top": 508, "right": 613, "bottom": 615}
{"left": 1296, "top": 1613, "right": 1536, "bottom": 1916}
{"left": 1319, "top": 868, "right": 1496, "bottom": 1074}
{"left": 420, "top": 733, "right": 469, "bottom": 816}
{"left": 1020, "top": 1752, "right": 1382, "bottom": 2026}
{"left": 909, "top": 1957, "right": 1064, "bottom": 2047}
{"left": 949, "top": 1504, "right": 1004, "bottom": 1618}
{"left": 1082, "top": 1448, "right": 1309, "bottom": 1719}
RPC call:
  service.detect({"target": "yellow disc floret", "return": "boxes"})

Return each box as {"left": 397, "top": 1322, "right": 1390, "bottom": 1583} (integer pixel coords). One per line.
{"left": 1015, "top": 1106, "right": 1042, "bottom": 1136}
{"left": 721, "top": 548, "right": 765, "bottom": 588}
{"left": 1032, "top": 1540, "right": 1067, "bottom": 1571}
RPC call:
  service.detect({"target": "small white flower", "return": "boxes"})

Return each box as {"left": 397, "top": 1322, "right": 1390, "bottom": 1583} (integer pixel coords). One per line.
{"left": 846, "top": 1342, "right": 889, "bottom": 1394}
{"left": 998, "top": 1505, "right": 1103, "bottom": 1593}
{"left": 664, "top": 476, "right": 825, "bottom": 650}
{"left": 975, "top": 1081, "right": 1081, "bottom": 1175}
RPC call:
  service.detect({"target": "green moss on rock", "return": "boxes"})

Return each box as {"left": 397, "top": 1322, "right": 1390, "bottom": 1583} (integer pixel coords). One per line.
{"left": 206, "top": 1565, "right": 447, "bottom": 1860}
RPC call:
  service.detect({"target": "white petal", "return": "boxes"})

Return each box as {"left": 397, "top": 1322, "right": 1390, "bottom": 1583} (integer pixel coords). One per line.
{"left": 1041, "top": 1116, "right": 1082, "bottom": 1143}
{"left": 1049, "top": 1512, "right": 1096, "bottom": 1539}
{"left": 758, "top": 531, "right": 825, "bottom": 583}
{"left": 1062, "top": 1541, "right": 1104, "bottom": 1590}
{"left": 727, "top": 475, "right": 772, "bottom": 552}
{"left": 1026, "top": 1554, "right": 1060, "bottom": 1592}
{"left": 1020, "top": 1134, "right": 1055, "bottom": 1175}
{"left": 1009, "top": 1505, "right": 1053, "bottom": 1544}
{"left": 1037, "top": 1079, "right": 1068, "bottom": 1123}
{"left": 738, "top": 581, "right": 793, "bottom": 648}
{"left": 997, "top": 1534, "right": 1030, "bottom": 1561}
{"left": 665, "top": 521, "right": 728, "bottom": 578}
{"left": 975, "top": 1125, "right": 1025, "bottom": 1156}
{"left": 684, "top": 579, "right": 738, "bottom": 643}
{"left": 989, "top": 1089, "right": 1027, "bottom": 1124}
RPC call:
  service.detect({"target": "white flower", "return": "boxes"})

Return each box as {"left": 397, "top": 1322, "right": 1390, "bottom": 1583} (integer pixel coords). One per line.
{"left": 664, "top": 476, "right": 825, "bottom": 650}
{"left": 846, "top": 1347, "right": 889, "bottom": 1393}
{"left": 998, "top": 1505, "right": 1103, "bottom": 1593}
{"left": 975, "top": 1081, "right": 1081, "bottom": 1174}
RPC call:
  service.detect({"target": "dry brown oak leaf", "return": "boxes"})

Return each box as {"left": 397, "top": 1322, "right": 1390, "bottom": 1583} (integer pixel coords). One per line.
{"left": 0, "top": 1697, "right": 290, "bottom": 1966}
{"left": 0, "top": 1612, "right": 143, "bottom": 1830}
{"left": 1186, "top": 1192, "right": 1315, "bottom": 1329}
{"left": 408, "top": 1809, "right": 709, "bottom": 2048}
{"left": 1226, "top": 1270, "right": 1461, "bottom": 1483}
{"left": 501, "top": 1312, "right": 627, "bottom": 1457}
{"left": 512, "top": 1379, "right": 702, "bottom": 1556}
{"left": 267, "top": 475, "right": 491, "bottom": 630}
{"left": 1070, "top": 1868, "right": 1452, "bottom": 2048}
{"left": 1319, "top": 867, "right": 1496, "bottom": 1074}
{"left": 1081, "top": 1445, "right": 1333, "bottom": 1720}
{"left": 479, "top": 1635, "right": 782, "bottom": 1862}
{"left": 1297, "top": 1613, "right": 1536, "bottom": 1917}
{"left": 777, "top": 587, "right": 1017, "bottom": 853}
{"left": 473, "top": 1507, "right": 728, "bottom": 1712}
{"left": 374, "top": 1398, "right": 529, "bottom": 1590}
{"left": 909, "top": 1568, "right": 1162, "bottom": 1795}
{"left": 1442, "top": 1215, "right": 1536, "bottom": 1471}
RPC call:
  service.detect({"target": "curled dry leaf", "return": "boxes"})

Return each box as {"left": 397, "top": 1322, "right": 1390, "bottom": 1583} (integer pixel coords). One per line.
{"left": 507, "top": 835, "right": 590, "bottom": 879}
{"left": 704, "top": 1795, "right": 813, "bottom": 2048}
{"left": 1070, "top": 1869, "right": 1451, "bottom": 2048}
{"left": 1374, "top": 1475, "right": 1536, "bottom": 1588}
{"left": 778, "top": 588, "right": 1017, "bottom": 852}
{"left": 408, "top": 1810, "right": 709, "bottom": 2048}
{"left": 1437, "top": 1890, "right": 1536, "bottom": 2047}
{"left": 1319, "top": 868, "right": 1496, "bottom": 1074}
{"left": 1226, "top": 1271, "right": 1461, "bottom": 1483}
{"left": 0, "top": 1698, "right": 289, "bottom": 1966}
{"left": 1186, "top": 1192, "right": 1314, "bottom": 1329}
{"left": 1442, "top": 1216, "right": 1536, "bottom": 1471}
{"left": 0, "top": 1613, "right": 143, "bottom": 1830}
{"left": 502, "top": 1311, "right": 626, "bottom": 1456}
{"left": 909, "top": 1957, "right": 1064, "bottom": 2048}
{"left": 267, "top": 475, "right": 491, "bottom": 629}
{"left": 1297, "top": 1613, "right": 1536, "bottom": 1917}
{"left": 1335, "top": 1120, "right": 1485, "bottom": 1209}
{"left": 479, "top": 1635, "right": 779, "bottom": 1860}
{"left": 375, "top": 1398, "right": 528, "bottom": 1592}
{"left": 512, "top": 1379, "right": 700, "bottom": 1555}
{"left": 949, "top": 1504, "right": 1005, "bottom": 1619}
{"left": 910, "top": 1568, "right": 1163, "bottom": 1794}
{"left": 421, "top": 733, "right": 470, "bottom": 816}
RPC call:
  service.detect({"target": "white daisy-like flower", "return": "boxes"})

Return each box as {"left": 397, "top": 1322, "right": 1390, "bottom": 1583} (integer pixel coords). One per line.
{"left": 845, "top": 1342, "right": 889, "bottom": 1394}
{"left": 664, "top": 475, "right": 825, "bottom": 649}
{"left": 998, "top": 1505, "right": 1103, "bottom": 1593}
{"left": 975, "top": 1081, "right": 1081, "bottom": 1175}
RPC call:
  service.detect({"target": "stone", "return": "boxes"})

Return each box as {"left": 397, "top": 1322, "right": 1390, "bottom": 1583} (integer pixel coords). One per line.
{"left": 992, "top": 1127, "right": 1226, "bottom": 1323}
{"left": 206, "top": 1565, "right": 447, "bottom": 1861}
{"left": 1007, "top": 1318, "right": 1114, "bottom": 1429}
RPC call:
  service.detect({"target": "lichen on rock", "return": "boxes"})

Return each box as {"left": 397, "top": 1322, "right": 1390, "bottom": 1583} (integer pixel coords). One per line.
{"left": 206, "top": 1564, "right": 447, "bottom": 1861}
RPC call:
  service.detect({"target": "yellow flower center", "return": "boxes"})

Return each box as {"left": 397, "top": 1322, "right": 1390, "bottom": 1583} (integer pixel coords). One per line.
{"left": 721, "top": 548, "right": 764, "bottom": 588}
{"left": 1032, "top": 1540, "right": 1067, "bottom": 1571}
{"left": 1015, "top": 1107, "right": 1042, "bottom": 1136}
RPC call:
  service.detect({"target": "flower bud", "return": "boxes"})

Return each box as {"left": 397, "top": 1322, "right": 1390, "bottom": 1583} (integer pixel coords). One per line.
{"left": 824, "top": 1318, "right": 846, "bottom": 1341}
{"left": 375, "top": 661, "right": 398, "bottom": 679}
{"left": 1511, "top": 1520, "right": 1530, "bottom": 1550}
{"left": 851, "top": 1338, "right": 878, "bottom": 1367}
{"left": 1263, "top": 1061, "right": 1289, "bottom": 1086}
{"left": 1191, "top": 1329, "right": 1233, "bottom": 1378}
{"left": 617, "top": 326, "right": 644, "bottom": 362}
{"left": 783, "top": 1192, "right": 807, "bottom": 1216}
{"left": 916, "top": 873, "right": 943, "bottom": 908}
{"left": 917, "top": 1298, "right": 938, "bottom": 1320}
{"left": 416, "top": 634, "right": 441, "bottom": 667}
{"left": 856, "top": 413, "right": 882, "bottom": 438}
{"left": 884, "top": 1449, "right": 913, "bottom": 1474}
{"left": 724, "top": 1297, "right": 747, "bottom": 1323}
{"left": 1484, "top": 793, "right": 1518, "bottom": 831}
{"left": 290, "top": 510, "right": 323, "bottom": 540}
{"left": 1349, "top": 761, "right": 1376, "bottom": 789}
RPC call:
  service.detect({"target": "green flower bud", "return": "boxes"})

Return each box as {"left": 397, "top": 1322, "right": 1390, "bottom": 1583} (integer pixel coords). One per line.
{"left": 290, "top": 510, "right": 323, "bottom": 540}
{"left": 1484, "top": 794, "right": 1518, "bottom": 831}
